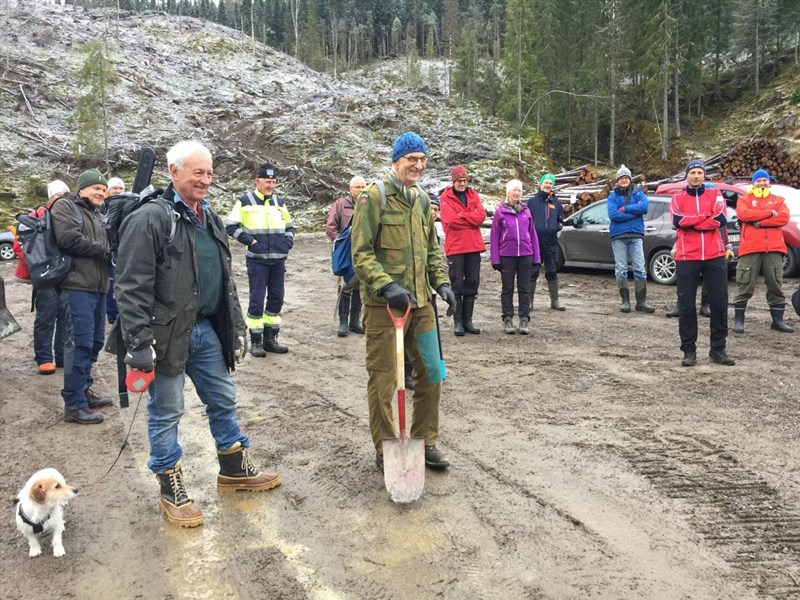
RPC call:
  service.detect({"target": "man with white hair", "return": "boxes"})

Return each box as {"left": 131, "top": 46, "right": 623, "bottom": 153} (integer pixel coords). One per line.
{"left": 325, "top": 175, "right": 367, "bottom": 337}
{"left": 111, "top": 141, "right": 280, "bottom": 528}
{"left": 106, "top": 177, "right": 125, "bottom": 197}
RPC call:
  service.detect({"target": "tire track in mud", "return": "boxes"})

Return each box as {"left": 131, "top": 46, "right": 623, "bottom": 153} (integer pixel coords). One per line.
{"left": 615, "top": 421, "right": 800, "bottom": 599}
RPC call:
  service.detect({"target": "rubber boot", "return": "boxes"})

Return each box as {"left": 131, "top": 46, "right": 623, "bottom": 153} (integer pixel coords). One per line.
{"left": 618, "top": 281, "right": 630, "bottom": 313}
{"left": 732, "top": 304, "right": 746, "bottom": 334}
{"left": 503, "top": 317, "right": 515, "bottom": 334}
{"left": 529, "top": 279, "right": 537, "bottom": 312}
{"left": 769, "top": 305, "right": 794, "bottom": 333}
{"left": 634, "top": 280, "right": 655, "bottom": 313}
{"left": 547, "top": 280, "right": 565, "bottom": 311}
{"left": 337, "top": 314, "right": 349, "bottom": 337}
{"left": 263, "top": 327, "right": 288, "bottom": 353}
{"left": 250, "top": 331, "right": 267, "bottom": 357}
{"left": 699, "top": 303, "right": 711, "bottom": 318}
{"left": 156, "top": 462, "right": 203, "bottom": 528}
{"left": 462, "top": 297, "right": 481, "bottom": 334}
{"left": 348, "top": 302, "right": 364, "bottom": 334}
{"left": 453, "top": 296, "right": 465, "bottom": 336}
{"left": 217, "top": 442, "right": 282, "bottom": 492}
{"left": 518, "top": 316, "right": 530, "bottom": 335}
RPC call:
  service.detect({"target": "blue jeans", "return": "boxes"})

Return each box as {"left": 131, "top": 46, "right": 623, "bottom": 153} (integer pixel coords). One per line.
{"left": 61, "top": 290, "right": 106, "bottom": 410}
{"left": 33, "top": 288, "right": 69, "bottom": 366}
{"left": 611, "top": 237, "right": 647, "bottom": 281}
{"left": 146, "top": 320, "right": 249, "bottom": 473}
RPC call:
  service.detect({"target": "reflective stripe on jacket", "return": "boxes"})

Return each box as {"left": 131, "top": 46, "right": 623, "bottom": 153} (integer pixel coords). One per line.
{"left": 225, "top": 191, "right": 294, "bottom": 263}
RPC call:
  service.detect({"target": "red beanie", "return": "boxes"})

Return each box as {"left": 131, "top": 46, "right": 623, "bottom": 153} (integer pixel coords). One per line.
{"left": 450, "top": 165, "right": 468, "bottom": 182}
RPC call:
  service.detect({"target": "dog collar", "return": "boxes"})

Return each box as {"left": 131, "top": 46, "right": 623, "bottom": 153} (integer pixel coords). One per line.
{"left": 14, "top": 499, "right": 49, "bottom": 534}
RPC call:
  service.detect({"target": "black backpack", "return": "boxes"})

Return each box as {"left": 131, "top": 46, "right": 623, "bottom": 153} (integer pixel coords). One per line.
{"left": 105, "top": 186, "right": 176, "bottom": 265}
{"left": 15, "top": 197, "right": 83, "bottom": 290}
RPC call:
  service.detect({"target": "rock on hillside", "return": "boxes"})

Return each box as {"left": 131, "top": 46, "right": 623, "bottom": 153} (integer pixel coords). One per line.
{"left": 0, "top": 2, "right": 539, "bottom": 227}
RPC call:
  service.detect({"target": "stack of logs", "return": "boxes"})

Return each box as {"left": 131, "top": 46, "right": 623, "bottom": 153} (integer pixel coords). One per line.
{"left": 715, "top": 138, "right": 800, "bottom": 188}
{"left": 537, "top": 165, "right": 645, "bottom": 215}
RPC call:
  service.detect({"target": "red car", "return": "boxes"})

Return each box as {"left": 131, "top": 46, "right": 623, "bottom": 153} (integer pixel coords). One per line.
{"left": 655, "top": 181, "right": 800, "bottom": 277}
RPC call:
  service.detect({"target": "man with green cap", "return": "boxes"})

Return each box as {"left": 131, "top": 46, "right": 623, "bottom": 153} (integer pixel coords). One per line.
{"left": 526, "top": 173, "right": 566, "bottom": 310}
{"left": 351, "top": 131, "right": 457, "bottom": 472}
{"left": 51, "top": 168, "right": 113, "bottom": 424}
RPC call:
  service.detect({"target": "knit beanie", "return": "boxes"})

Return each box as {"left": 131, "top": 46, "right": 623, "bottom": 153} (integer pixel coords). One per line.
{"left": 430, "top": 194, "right": 440, "bottom": 207}
{"left": 685, "top": 159, "right": 705, "bottom": 175}
{"left": 257, "top": 163, "right": 277, "bottom": 179}
{"left": 539, "top": 173, "right": 556, "bottom": 186}
{"left": 616, "top": 164, "right": 632, "bottom": 180}
{"left": 107, "top": 177, "right": 125, "bottom": 190}
{"left": 391, "top": 132, "right": 428, "bottom": 162}
{"left": 752, "top": 169, "right": 770, "bottom": 183}
{"left": 450, "top": 165, "right": 468, "bottom": 181}
{"left": 47, "top": 180, "right": 70, "bottom": 199}
{"left": 76, "top": 169, "right": 107, "bottom": 192}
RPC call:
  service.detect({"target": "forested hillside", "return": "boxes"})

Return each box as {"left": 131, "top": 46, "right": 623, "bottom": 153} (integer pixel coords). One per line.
{"left": 69, "top": 0, "right": 800, "bottom": 168}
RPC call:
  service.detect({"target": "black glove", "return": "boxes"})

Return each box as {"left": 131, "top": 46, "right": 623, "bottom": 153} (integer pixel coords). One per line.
{"left": 125, "top": 344, "right": 156, "bottom": 372}
{"left": 382, "top": 282, "right": 416, "bottom": 310}
{"left": 436, "top": 284, "right": 457, "bottom": 316}
{"left": 492, "top": 263, "right": 501, "bottom": 271}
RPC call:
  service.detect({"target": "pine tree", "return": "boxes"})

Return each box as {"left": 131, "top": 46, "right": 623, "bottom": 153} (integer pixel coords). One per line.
{"left": 70, "top": 40, "right": 120, "bottom": 170}
{"left": 500, "top": 0, "right": 541, "bottom": 126}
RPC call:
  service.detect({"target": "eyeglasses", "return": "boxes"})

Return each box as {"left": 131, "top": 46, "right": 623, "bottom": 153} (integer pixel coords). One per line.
{"left": 454, "top": 178, "right": 468, "bottom": 184}
{"left": 404, "top": 155, "right": 427, "bottom": 165}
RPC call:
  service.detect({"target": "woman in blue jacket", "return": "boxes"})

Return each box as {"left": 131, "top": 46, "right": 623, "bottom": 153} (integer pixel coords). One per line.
{"left": 606, "top": 165, "right": 655, "bottom": 313}
{"left": 490, "top": 180, "right": 541, "bottom": 334}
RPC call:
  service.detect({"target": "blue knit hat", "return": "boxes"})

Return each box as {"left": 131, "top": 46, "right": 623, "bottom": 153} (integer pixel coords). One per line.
{"left": 685, "top": 159, "right": 705, "bottom": 174}
{"left": 391, "top": 132, "right": 428, "bottom": 162}
{"left": 752, "top": 169, "right": 770, "bottom": 183}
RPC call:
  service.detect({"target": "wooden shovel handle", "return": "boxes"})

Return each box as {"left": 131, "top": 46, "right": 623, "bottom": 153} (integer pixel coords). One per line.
{"left": 387, "top": 303, "right": 411, "bottom": 437}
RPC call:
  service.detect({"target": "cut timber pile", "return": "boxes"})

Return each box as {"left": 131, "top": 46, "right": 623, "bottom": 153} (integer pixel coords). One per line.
{"left": 716, "top": 139, "right": 800, "bottom": 187}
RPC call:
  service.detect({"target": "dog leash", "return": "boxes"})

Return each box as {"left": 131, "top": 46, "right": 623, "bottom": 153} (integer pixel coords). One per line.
{"left": 80, "top": 390, "right": 146, "bottom": 490}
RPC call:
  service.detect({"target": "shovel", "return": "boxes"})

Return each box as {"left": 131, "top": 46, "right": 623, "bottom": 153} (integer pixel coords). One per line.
{"left": 382, "top": 303, "right": 425, "bottom": 504}
{"left": 0, "top": 277, "right": 21, "bottom": 342}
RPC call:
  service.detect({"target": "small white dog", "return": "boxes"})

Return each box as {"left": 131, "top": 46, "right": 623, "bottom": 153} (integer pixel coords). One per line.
{"left": 14, "top": 468, "right": 77, "bottom": 558}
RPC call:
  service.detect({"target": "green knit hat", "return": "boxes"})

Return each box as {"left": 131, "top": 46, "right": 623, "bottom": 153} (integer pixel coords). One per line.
{"left": 539, "top": 173, "right": 556, "bottom": 186}
{"left": 76, "top": 169, "right": 108, "bottom": 192}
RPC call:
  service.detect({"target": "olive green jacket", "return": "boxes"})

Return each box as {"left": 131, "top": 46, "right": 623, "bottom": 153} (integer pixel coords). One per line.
{"left": 351, "top": 174, "right": 447, "bottom": 307}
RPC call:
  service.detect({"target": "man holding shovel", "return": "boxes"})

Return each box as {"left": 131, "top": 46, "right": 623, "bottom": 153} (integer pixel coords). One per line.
{"left": 352, "top": 131, "right": 457, "bottom": 476}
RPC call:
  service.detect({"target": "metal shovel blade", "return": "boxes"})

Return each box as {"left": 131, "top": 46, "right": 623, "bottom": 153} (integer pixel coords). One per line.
{"left": 0, "top": 277, "right": 21, "bottom": 342}
{"left": 382, "top": 436, "right": 425, "bottom": 504}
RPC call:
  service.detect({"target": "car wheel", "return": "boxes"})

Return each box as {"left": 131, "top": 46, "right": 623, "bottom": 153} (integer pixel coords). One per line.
{"left": 649, "top": 249, "right": 677, "bottom": 285}
{"left": 556, "top": 246, "right": 565, "bottom": 271}
{"left": 0, "top": 242, "right": 14, "bottom": 261}
{"left": 783, "top": 247, "right": 798, "bottom": 278}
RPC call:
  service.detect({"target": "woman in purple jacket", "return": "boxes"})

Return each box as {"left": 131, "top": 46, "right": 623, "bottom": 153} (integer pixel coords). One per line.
{"left": 490, "top": 180, "right": 541, "bottom": 334}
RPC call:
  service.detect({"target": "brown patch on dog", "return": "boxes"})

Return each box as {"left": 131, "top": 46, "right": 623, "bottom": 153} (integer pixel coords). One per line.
{"left": 29, "top": 479, "right": 58, "bottom": 504}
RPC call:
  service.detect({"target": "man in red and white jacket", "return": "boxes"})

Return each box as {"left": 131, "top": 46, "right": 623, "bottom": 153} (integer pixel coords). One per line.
{"left": 439, "top": 165, "right": 487, "bottom": 336}
{"left": 670, "top": 159, "right": 734, "bottom": 367}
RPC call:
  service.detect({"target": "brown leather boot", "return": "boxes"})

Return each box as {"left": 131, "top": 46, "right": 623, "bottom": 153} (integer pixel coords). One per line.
{"left": 217, "top": 442, "right": 282, "bottom": 493}
{"left": 156, "top": 462, "right": 203, "bottom": 528}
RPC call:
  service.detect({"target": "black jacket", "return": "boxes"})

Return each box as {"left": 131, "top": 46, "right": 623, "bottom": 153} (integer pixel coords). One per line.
{"left": 107, "top": 186, "right": 246, "bottom": 375}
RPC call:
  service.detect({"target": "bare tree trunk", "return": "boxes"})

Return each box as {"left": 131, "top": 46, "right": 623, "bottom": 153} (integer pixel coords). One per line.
{"left": 662, "top": 80, "right": 669, "bottom": 161}
{"left": 516, "top": 17, "right": 522, "bottom": 125}
{"left": 593, "top": 102, "right": 599, "bottom": 166}
{"left": 609, "top": 89, "right": 616, "bottom": 166}
{"left": 754, "top": 2, "right": 760, "bottom": 98}
{"left": 674, "top": 39, "right": 680, "bottom": 138}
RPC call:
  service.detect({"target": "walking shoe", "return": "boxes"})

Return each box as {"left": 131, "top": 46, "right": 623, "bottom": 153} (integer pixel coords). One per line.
{"left": 64, "top": 407, "right": 104, "bottom": 424}
{"left": 85, "top": 388, "right": 113, "bottom": 409}
{"left": 666, "top": 307, "right": 679, "bottom": 318}
{"left": 404, "top": 375, "right": 414, "bottom": 390}
{"left": 503, "top": 317, "right": 515, "bottom": 334}
{"left": 681, "top": 351, "right": 697, "bottom": 367}
{"left": 375, "top": 454, "right": 384, "bottom": 472}
{"left": 709, "top": 349, "right": 735, "bottom": 365}
{"left": 699, "top": 303, "right": 711, "bottom": 318}
{"left": 424, "top": 446, "right": 450, "bottom": 471}
{"left": 518, "top": 316, "right": 530, "bottom": 335}
{"left": 38, "top": 362, "right": 56, "bottom": 375}
{"left": 263, "top": 327, "right": 289, "bottom": 353}
{"left": 217, "top": 442, "right": 281, "bottom": 492}
{"left": 156, "top": 462, "right": 204, "bottom": 528}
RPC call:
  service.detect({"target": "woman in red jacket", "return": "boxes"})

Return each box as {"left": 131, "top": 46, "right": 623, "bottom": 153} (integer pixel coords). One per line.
{"left": 439, "top": 165, "right": 486, "bottom": 336}
{"left": 732, "top": 169, "right": 793, "bottom": 333}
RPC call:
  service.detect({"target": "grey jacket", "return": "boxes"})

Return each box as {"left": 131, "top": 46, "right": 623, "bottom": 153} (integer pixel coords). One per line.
{"left": 107, "top": 186, "right": 246, "bottom": 375}
{"left": 50, "top": 194, "right": 109, "bottom": 293}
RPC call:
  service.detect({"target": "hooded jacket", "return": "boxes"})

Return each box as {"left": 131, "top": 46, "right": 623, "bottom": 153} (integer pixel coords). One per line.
{"left": 489, "top": 202, "right": 541, "bottom": 265}
{"left": 439, "top": 186, "right": 486, "bottom": 255}
{"left": 735, "top": 189, "right": 789, "bottom": 256}
{"left": 670, "top": 185, "right": 727, "bottom": 261}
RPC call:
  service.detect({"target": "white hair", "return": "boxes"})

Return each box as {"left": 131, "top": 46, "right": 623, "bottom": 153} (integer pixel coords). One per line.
{"left": 166, "top": 141, "right": 212, "bottom": 171}
{"left": 506, "top": 179, "right": 523, "bottom": 195}
{"left": 349, "top": 176, "right": 366, "bottom": 187}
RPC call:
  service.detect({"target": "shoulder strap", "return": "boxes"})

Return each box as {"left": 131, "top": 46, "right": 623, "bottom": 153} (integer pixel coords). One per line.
{"left": 374, "top": 180, "right": 429, "bottom": 215}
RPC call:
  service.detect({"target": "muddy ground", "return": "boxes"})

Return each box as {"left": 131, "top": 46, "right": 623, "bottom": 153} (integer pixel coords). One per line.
{"left": 1, "top": 233, "right": 799, "bottom": 600}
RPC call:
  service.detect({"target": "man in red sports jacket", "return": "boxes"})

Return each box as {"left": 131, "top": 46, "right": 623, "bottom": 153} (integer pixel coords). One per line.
{"left": 670, "top": 159, "right": 734, "bottom": 367}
